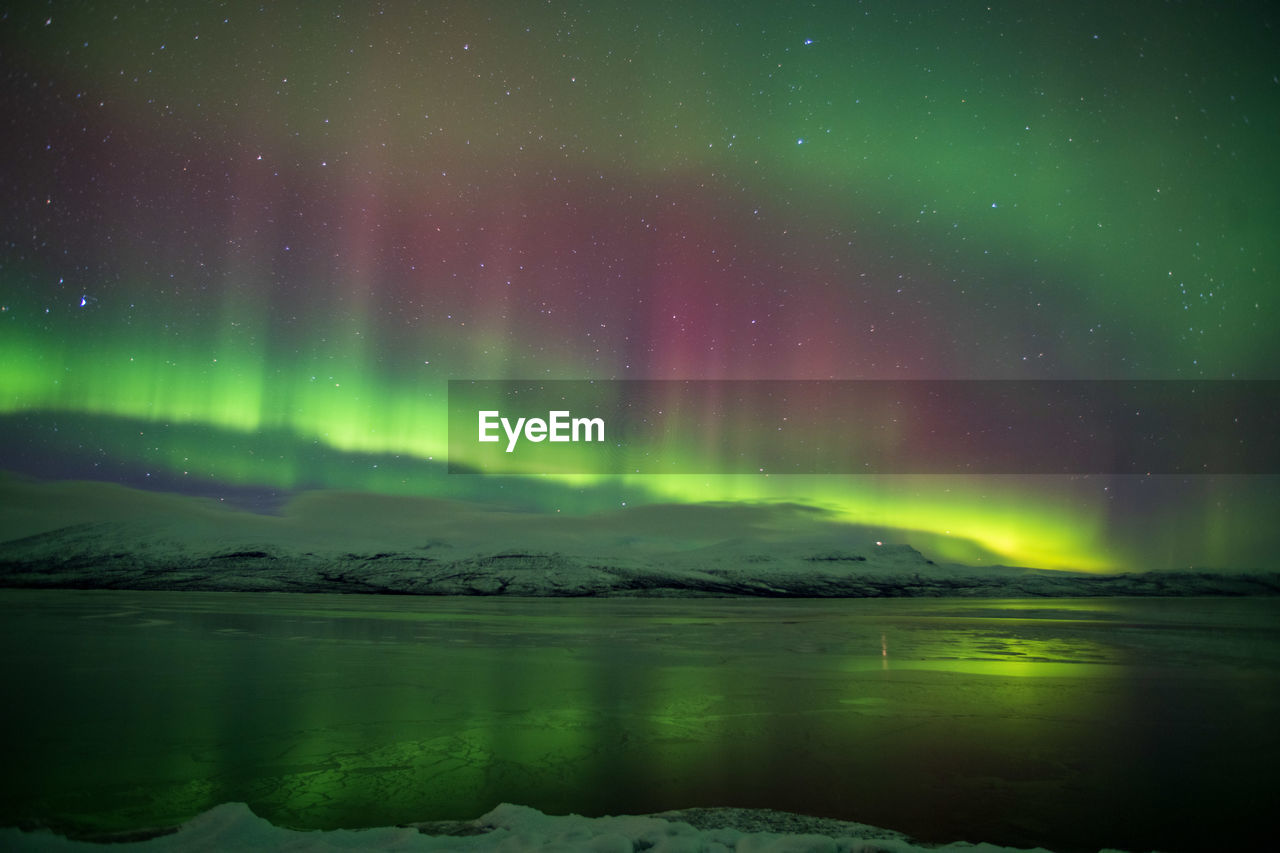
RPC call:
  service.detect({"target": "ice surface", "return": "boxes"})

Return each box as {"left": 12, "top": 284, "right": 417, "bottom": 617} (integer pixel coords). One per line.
{"left": 0, "top": 801, "right": 1118, "bottom": 852}
{"left": 6, "top": 593, "right": 1258, "bottom": 850}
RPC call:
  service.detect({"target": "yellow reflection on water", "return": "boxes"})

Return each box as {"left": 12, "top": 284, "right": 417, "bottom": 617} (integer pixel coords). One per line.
{"left": 857, "top": 600, "right": 1127, "bottom": 679}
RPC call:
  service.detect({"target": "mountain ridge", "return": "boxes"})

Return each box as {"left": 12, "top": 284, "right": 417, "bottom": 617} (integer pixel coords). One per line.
{"left": 2, "top": 521, "right": 1276, "bottom": 597}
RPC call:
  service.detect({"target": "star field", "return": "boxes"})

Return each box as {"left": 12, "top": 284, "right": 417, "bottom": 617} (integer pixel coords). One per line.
{"left": 1, "top": 1, "right": 1277, "bottom": 570}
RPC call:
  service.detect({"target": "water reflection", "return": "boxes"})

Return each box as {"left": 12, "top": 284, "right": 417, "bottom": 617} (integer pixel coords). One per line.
{"left": 0, "top": 592, "right": 1276, "bottom": 853}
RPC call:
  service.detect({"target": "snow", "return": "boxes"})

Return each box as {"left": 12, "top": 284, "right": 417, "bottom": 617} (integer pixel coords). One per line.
{"left": 0, "top": 801, "right": 1134, "bottom": 853}
{"left": 0, "top": 513, "right": 1275, "bottom": 597}
{"left": 1, "top": 475, "right": 1276, "bottom": 597}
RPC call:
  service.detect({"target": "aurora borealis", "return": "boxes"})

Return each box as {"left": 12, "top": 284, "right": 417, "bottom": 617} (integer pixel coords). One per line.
{"left": 2, "top": 1, "right": 1278, "bottom": 571}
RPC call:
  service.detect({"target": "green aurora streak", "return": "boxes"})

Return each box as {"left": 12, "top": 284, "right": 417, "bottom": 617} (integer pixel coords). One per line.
{"left": 2, "top": 1, "right": 1277, "bottom": 571}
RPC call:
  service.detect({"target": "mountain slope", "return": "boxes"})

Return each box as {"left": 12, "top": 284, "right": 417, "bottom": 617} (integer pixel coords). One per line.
{"left": 2, "top": 520, "right": 1276, "bottom": 597}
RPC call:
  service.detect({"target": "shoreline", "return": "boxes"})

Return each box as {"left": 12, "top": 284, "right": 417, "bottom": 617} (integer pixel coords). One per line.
{"left": 0, "top": 801, "right": 1102, "bottom": 853}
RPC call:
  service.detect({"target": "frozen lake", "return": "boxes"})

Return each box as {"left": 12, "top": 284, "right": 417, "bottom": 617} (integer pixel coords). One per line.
{"left": 0, "top": 592, "right": 1276, "bottom": 852}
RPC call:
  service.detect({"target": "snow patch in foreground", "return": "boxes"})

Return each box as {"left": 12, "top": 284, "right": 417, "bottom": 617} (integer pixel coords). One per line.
{"left": 0, "top": 802, "right": 1141, "bottom": 853}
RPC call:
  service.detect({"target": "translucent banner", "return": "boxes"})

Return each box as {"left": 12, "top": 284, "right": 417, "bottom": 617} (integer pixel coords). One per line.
{"left": 447, "top": 380, "right": 1280, "bottom": 475}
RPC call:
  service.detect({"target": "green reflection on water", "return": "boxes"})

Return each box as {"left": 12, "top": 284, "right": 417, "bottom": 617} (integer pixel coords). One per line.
{"left": 1, "top": 592, "right": 1277, "bottom": 853}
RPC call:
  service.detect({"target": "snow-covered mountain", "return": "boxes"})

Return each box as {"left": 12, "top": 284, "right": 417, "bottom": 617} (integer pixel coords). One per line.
{"left": 2, "top": 516, "right": 1276, "bottom": 597}
{"left": 1, "top": 475, "right": 1275, "bottom": 597}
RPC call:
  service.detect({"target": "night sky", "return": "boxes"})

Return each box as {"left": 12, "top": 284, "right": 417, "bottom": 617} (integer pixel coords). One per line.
{"left": 2, "top": 1, "right": 1277, "bottom": 571}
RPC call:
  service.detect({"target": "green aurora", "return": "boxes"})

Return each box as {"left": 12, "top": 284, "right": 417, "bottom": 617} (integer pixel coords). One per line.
{"left": 2, "top": 1, "right": 1278, "bottom": 571}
